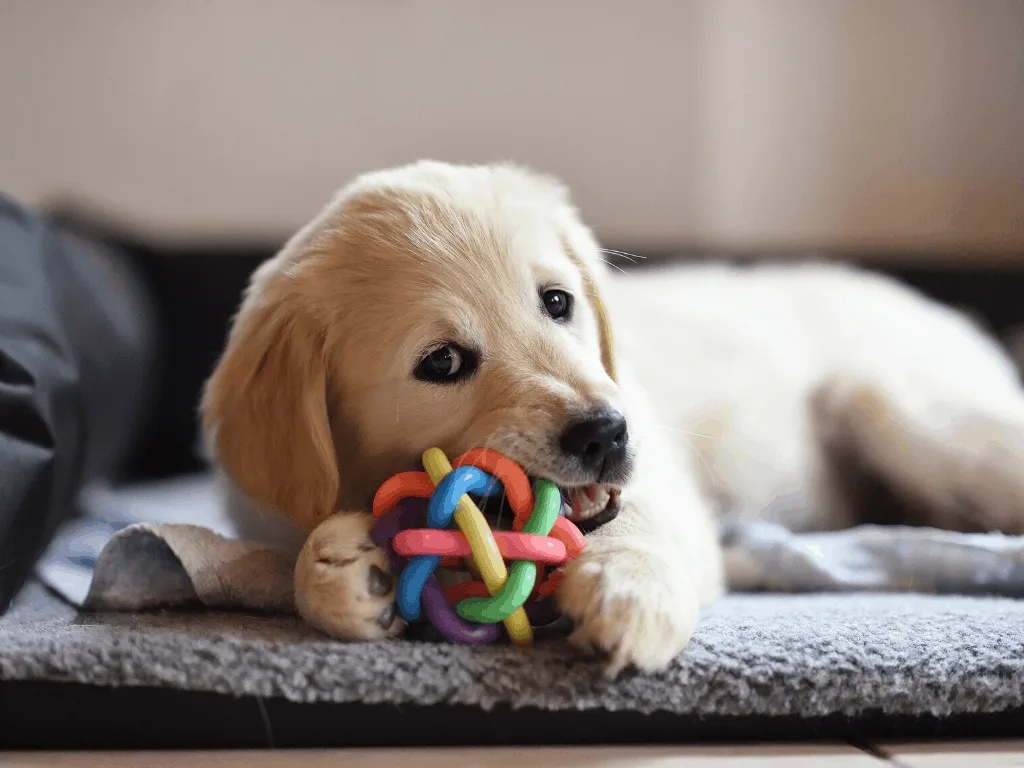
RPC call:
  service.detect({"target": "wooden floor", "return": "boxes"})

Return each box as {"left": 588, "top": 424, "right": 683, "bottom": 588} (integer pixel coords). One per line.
{"left": 3, "top": 743, "right": 1024, "bottom": 766}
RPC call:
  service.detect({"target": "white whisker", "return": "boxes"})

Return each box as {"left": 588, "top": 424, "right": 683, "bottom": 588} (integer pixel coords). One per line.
{"left": 654, "top": 425, "right": 713, "bottom": 440}
{"left": 654, "top": 425, "right": 719, "bottom": 490}
{"left": 601, "top": 248, "right": 646, "bottom": 261}
{"left": 597, "top": 257, "right": 629, "bottom": 276}
{"left": 601, "top": 249, "right": 637, "bottom": 264}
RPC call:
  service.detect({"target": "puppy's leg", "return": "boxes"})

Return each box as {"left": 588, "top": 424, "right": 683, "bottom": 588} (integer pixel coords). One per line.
{"left": 556, "top": 425, "right": 724, "bottom": 675}
{"left": 813, "top": 374, "right": 1024, "bottom": 534}
{"left": 293, "top": 511, "right": 403, "bottom": 640}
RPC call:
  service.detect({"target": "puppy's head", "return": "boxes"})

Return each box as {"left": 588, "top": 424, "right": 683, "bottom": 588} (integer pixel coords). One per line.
{"left": 202, "top": 161, "right": 632, "bottom": 531}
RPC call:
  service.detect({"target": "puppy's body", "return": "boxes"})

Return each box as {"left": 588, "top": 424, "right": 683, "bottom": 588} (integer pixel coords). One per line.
{"left": 204, "top": 161, "right": 1024, "bottom": 674}
{"left": 612, "top": 262, "right": 1024, "bottom": 534}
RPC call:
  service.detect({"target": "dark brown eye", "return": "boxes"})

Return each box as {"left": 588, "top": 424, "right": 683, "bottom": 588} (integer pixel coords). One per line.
{"left": 542, "top": 289, "right": 572, "bottom": 321}
{"left": 414, "top": 344, "right": 476, "bottom": 383}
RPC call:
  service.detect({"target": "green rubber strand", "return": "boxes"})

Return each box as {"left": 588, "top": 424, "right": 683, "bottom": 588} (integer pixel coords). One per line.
{"left": 521, "top": 479, "right": 561, "bottom": 536}
{"left": 456, "top": 560, "right": 537, "bottom": 623}
{"left": 454, "top": 479, "right": 563, "bottom": 624}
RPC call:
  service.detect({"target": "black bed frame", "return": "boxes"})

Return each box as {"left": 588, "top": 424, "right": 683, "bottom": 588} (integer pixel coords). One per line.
{"left": 2, "top": 680, "right": 1022, "bottom": 749}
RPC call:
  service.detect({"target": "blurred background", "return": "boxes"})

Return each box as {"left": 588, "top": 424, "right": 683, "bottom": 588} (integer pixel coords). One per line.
{"left": 4, "top": 1, "right": 1024, "bottom": 747}
{"left": 1, "top": 0, "right": 1023, "bottom": 479}
{"left": 2, "top": 0, "right": 1022, "bottom": 259}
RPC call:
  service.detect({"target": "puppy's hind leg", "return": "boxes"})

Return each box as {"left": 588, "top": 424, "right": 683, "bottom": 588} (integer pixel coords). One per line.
{"left": 812, "top": 374, "right": 1024, "bottom": 534}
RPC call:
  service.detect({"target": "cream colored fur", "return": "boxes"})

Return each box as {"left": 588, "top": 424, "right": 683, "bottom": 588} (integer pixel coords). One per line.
{"left": 203, "top": 161, "right": 1024, "bottom": 675}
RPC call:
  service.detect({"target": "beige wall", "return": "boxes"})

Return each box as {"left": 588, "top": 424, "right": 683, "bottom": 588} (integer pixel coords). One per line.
{"left": 1, "top": 0, "right": 1022, "bottom": 259}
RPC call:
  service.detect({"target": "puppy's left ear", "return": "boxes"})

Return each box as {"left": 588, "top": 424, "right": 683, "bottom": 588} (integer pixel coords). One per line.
{"left": 201, "top": 277, "right": 341, "bottom": 531}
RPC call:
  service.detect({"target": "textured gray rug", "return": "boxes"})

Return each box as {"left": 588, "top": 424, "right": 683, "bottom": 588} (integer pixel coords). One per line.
{"left": 3, "top": 580, "right": 1023, "bottom": 720}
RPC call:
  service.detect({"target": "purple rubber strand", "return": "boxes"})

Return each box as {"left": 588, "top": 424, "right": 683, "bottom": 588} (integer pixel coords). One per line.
{"left": 421, "top": 577, "right": 499, "bottom": 644}
{"left": 371, "top": 498, "right": 422, "bottom": 572}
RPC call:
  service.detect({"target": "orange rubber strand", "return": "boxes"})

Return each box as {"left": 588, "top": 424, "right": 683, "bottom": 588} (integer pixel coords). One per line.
{"left": 371, "top": 471, "right": 435, "bottom": 518}
{"left": 536, "top": 570, "right": 565, "bottom": 597}
{"left": 549, "top": 517, "right": 587, "bottom": 558}
{"left": 453, "top": 448, "right": 534, "bottom": 522}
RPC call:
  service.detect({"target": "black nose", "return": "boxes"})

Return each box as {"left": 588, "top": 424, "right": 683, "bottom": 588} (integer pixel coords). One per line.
{"left": 559, "top": 409, "right": 628, "bottom": 469}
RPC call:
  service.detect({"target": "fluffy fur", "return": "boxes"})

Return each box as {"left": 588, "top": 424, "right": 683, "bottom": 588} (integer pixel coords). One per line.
{"left": 202, "top": 161, "right": 1024, "bottom": 675}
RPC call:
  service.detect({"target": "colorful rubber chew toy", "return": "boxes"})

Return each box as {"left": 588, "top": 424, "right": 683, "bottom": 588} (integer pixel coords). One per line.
{"left": 370, "top": 447, "right": 586, "bottom": 645}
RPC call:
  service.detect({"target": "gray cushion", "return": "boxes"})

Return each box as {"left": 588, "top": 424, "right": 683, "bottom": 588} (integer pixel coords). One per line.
{"left": 3, "top": 581, "right": 1022, "bottom": 720}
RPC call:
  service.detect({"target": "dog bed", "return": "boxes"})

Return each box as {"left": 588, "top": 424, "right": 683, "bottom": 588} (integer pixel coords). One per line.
{"left": 4, "top": 473, "right": 1024, "bottom": 748}
{"left": 3, "top": 578, "right": 1024, "bottom": 748}
{"left": 2, "top": 204, "right": 1023, "bottom": 748}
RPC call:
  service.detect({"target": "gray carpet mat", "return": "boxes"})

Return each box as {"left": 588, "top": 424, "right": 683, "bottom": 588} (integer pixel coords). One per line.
{"left": 3, "top": 581, "right": 1022, "bottom": 720}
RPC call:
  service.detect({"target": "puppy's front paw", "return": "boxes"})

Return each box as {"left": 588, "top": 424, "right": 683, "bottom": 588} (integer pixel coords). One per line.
{"left": 294, "top": 512, "right": 403, "bottom": 640}
{"left": 556, "top": 539, "right": 700, "bottom": 676}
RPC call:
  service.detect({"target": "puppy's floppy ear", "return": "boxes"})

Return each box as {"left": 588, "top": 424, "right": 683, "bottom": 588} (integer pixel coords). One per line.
{"left": 566, "top": 247, "right": 617, "bottom": 383}
{"left": 201, "top": 285, "right": 339, "bottom": 531}
{"left": 554, "top": 207, "right": 618, "bottom": 383}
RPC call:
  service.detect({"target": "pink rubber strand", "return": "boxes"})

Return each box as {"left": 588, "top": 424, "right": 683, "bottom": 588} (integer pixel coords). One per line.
{"left": 393, "top": 529, "right": 567, "bottom": 563}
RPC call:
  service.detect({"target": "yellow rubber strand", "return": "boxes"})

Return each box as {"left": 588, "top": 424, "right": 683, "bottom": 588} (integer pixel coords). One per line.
{"left": 422, "top": 448, "right": 534, "bottom": 645}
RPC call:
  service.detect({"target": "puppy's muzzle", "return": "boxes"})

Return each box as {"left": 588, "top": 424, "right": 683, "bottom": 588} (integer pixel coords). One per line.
{"left": 559, "top": 407, "right": 628, "bottom": 481}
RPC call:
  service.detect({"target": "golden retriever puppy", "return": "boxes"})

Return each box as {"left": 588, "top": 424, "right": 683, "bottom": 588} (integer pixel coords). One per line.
{"left": 202, "top": 161, "right": 723, "bottom": 674}
{"left": 204, "top": 160, "right": 1024, "bottom": 674}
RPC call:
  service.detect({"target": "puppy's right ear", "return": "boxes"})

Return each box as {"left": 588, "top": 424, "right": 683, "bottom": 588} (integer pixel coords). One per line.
{"left": 201, "top": 282, "right": 339, "bottom": 531}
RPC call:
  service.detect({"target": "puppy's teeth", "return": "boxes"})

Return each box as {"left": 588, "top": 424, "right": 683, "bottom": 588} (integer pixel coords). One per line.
{"left": 566, "top": 485, "right": 612, "bottom": 522}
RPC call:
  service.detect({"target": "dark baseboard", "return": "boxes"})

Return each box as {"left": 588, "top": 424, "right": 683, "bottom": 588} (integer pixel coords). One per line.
{"left": 1, "top": 680, "right": 1022, "bottom": 749}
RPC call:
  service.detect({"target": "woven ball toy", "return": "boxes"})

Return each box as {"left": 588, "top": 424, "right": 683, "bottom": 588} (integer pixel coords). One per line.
{"left": 370, "top": 447, "right": 586, "bottom": 645}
